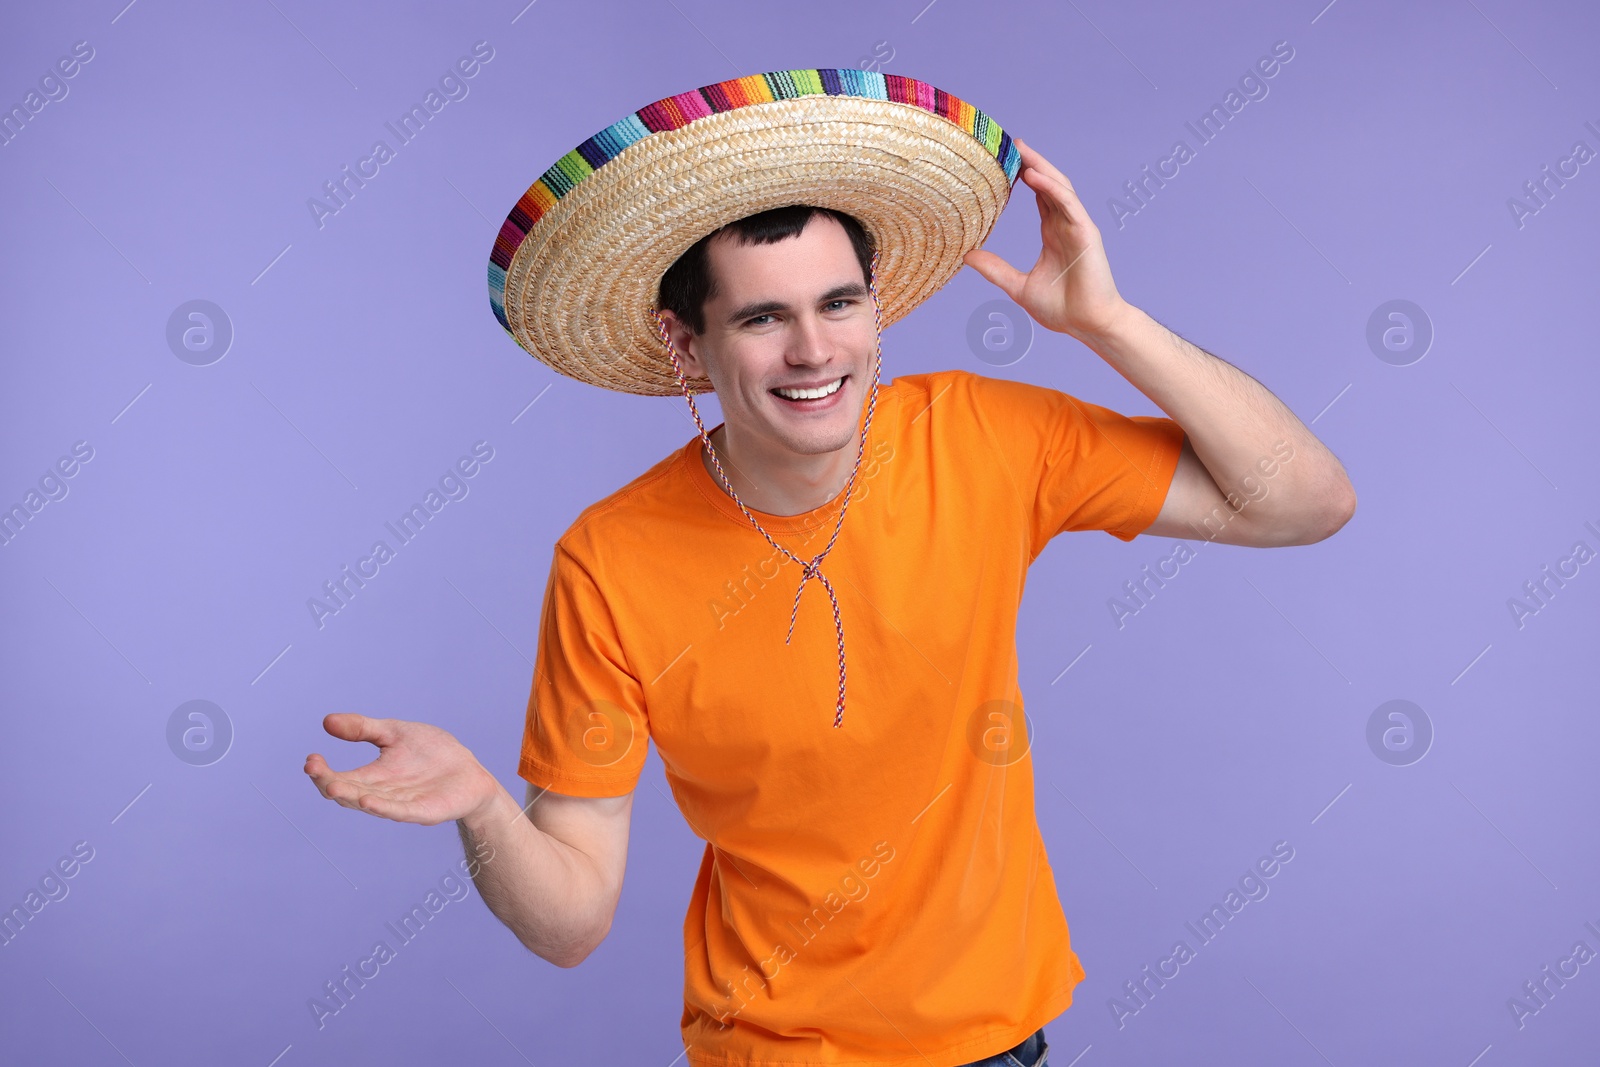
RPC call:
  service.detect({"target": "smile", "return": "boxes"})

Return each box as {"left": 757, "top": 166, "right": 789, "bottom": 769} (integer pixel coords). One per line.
{"left": 772, "top": 377, "right": 845, "bottom": 401}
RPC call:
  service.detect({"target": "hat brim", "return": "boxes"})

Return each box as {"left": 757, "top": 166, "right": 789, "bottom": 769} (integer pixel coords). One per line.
{"left": 490, "top": 70, "right": 1021, "bottom": 397}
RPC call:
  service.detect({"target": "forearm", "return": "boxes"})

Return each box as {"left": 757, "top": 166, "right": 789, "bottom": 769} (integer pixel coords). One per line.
{"left": 1074, "top": 302, "right": 1355, "bottom": 536}
{"left": 456, "top": 785, "right": 611, "bottom": 967}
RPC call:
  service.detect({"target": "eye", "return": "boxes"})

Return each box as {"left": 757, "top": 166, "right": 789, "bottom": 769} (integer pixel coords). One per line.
{"left": 745, "top": 300, "right": 853, "bottom": 326}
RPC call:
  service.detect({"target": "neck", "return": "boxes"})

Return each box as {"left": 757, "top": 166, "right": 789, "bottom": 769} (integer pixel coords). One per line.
{"left": 701, "top": 421, "right": 862, "bottom": 517}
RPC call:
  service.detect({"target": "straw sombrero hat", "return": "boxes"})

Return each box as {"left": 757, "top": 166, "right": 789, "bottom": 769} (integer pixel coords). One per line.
{"left": 487, "top": 67, "right": 1022, "bottom": 396}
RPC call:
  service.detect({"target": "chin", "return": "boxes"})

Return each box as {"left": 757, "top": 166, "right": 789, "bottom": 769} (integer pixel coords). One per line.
{"left": 783, "top": 428, "right": 858, "bottom": 457}
{"left": 768, "top": 405, "right": 863, "bottom": 457}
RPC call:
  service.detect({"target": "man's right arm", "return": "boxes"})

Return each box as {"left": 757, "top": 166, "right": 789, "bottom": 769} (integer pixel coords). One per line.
{"left": 456, "top": 782, "right": 633, "bottom": 968}
{"left": 304, "top": 713, "right": 632, "bottom": 969}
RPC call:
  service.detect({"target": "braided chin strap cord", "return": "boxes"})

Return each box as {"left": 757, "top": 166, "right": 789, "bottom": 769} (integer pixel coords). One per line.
{"left": 647, "top": 249, "right": 886, "bottom": 729}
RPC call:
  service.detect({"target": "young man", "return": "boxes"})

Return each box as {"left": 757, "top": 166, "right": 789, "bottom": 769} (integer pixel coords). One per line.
{"left": 304, "top": 69, "right": 1354, "bottom": 1067}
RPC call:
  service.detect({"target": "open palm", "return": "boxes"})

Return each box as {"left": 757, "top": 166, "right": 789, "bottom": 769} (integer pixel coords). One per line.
{"left": 304, "top": 713, "right": 499, "bottom": 827}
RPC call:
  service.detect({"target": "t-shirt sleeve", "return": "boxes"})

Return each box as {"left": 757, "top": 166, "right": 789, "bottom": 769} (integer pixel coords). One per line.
{"left": 966, "top": 371, "right": 1187, "bottom": 557}
{"left": 517, "top": 542, "right": 649, "bottom": 797}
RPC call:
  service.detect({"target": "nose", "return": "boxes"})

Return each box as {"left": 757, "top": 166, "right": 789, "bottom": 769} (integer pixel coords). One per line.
{"left": 786, "top": 309, "right": 836, "bottom": 370}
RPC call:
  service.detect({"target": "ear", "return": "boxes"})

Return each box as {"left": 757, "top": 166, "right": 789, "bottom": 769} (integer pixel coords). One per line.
{"left": 655, "top": 308, "right": 710, "bottom": 379}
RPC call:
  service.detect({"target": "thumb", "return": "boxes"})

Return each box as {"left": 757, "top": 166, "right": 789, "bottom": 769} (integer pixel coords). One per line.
{"left": 322, "top": 712, "right": 396, "bottom": 747}
{"left": 963, "top": 248, "right": 1026, "bottom": 303}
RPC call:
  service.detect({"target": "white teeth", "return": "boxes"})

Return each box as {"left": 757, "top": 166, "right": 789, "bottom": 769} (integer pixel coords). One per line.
{"left": 774, "top": 377, "right": 843, "bottom": 401}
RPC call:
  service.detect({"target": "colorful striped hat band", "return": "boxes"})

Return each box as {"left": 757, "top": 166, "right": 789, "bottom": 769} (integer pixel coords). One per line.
{"left": 648, "top": 250, "right": 886, "bottom": 728}
{"left": 489, "top": 68, "right": 1022, "bottom": 397}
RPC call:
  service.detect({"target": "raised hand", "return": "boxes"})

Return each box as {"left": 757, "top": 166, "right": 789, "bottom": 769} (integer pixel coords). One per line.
{"left": 963, "top": 136, "right": 1129, "bottom": 340}
{"left": 304, "top": 713, "right": 503, "bottom": 827}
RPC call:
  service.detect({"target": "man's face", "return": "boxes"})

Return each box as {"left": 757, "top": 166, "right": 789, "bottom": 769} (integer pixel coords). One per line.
{"left": 671, "top": 214, "right": 877, "bottom": 459}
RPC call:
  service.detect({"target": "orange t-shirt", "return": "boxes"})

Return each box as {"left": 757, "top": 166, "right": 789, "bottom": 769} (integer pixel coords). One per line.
{"left": 519, "top": 368, "right": 1185, "bottom": 1066}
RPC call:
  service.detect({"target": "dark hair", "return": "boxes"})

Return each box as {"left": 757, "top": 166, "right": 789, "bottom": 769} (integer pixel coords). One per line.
{"left": 655, "top": 205, "right": 877, "bottom": 336}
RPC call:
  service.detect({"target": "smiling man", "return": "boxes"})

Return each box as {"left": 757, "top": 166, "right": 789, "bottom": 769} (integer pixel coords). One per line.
{"left": 304, "top": 69, "right": 1355, "bottom": 1067}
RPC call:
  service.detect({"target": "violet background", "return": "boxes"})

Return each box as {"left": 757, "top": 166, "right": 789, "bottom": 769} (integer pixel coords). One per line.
{"left": 3, "top": 0, "right": 1597, "bottom": 1064}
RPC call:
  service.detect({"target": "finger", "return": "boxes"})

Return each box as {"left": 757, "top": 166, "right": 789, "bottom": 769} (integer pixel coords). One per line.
{"left": 304, "top": 751, "right": 370, "bottom": 783}
{"left": 323, "top": 780, "right": 360, "bottom": 807}
{"left": 304, "top": 754, "right": 356, "bottom": 800}
{"left": 1022, "top": 166, "right": 1085, "bottom": 228}
{"left": 305, "top": 764, "right": 353, "bottom": 806}
{"left": 320, "top": 775, "right": 382, "bottom": 811}
{"left": 1028, "top": 179, "right": 1102, "bottom": 255}
{"left": 962, "top": 248, "right": 1028, "bottom": 302}
{"left": 304, "top": 752, "right": 331, "bottom": 787}
{"left": 322, "top": 712, "right": 398, "bottom": 747}
{"left": 1013, "top": 137, "right": 1076, "bottom": 193}
{"left": 354, "top": 791, "right": 427, "bottom": 824}
{"left": 304, "top": 754, "right": 385, "bottom": 806}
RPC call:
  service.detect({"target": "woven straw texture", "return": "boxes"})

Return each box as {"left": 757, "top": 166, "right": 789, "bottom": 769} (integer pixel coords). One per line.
{"left": 490, "top": 69, "right": 1020, "bottom": 396}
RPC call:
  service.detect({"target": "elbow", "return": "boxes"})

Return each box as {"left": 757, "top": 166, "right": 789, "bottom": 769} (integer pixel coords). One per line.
{"left": 537, "top": 942, "right": 593, "bottom": 969}
{"left": 1304, "top": 483, "right": 1357, "bottom": 544}
{"left": 1323, "top": 482, "right": 1358, "bottom": 538}
{"left": 549, "top": 950, "right": 589, "bottom": 969}
{"left": 537, "top": 916, "right": 613, "bottom": 969}
{"left": 1261, "top": 485, "right": 1354, "bottom": 547}
{"left": 557, "top": 927, "right": 609, "bottom": 968}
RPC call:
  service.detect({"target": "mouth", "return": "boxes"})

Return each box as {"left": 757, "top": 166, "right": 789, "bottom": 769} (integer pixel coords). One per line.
{"left": 770, "top": 375, "right": 847, "bottom": 410}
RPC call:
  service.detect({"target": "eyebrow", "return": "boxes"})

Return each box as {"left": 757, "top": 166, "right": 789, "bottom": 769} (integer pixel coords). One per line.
{"left": 724, "top": 282, "right": 871, "bottom": 327}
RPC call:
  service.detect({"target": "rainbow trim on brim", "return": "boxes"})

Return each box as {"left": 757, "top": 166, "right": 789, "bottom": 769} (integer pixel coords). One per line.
{"left": 487, "top": 68, "right": 1020, "bottom": 333}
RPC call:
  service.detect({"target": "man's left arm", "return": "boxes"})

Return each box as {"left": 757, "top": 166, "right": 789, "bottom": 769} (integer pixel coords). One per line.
{"left": 964, "top": 135, "right": 1356, "bottom": 549}
{"left": 1076, "top": 303, "right": 1355, "bottom": 548}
